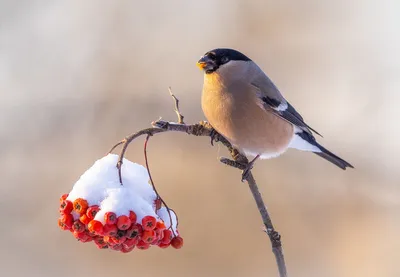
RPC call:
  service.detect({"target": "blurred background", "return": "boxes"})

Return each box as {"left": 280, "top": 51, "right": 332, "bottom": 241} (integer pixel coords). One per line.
{"left": 1, "top": 1, "right": 399, "bottom": 276}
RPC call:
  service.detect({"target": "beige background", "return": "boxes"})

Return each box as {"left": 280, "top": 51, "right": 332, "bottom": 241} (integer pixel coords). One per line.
{"left": 1, "top": 1, "right": 399, "bottom": 277}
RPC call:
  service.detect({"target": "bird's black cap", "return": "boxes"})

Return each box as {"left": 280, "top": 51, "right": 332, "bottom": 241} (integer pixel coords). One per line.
{"left": 197, "top": 48, "right": 252, "bottom": 73}
{"left": 205, "top": 48, "right": 252, "bottom": 62}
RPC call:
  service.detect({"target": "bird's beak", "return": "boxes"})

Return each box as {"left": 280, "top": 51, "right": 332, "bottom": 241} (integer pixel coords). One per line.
{"left": 196, "top": 56, "right": 211, "bottom": 70}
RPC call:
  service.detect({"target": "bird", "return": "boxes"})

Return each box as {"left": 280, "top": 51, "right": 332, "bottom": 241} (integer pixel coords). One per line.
{"left": 196, "top": 48, "right": 353, "bottom": 179}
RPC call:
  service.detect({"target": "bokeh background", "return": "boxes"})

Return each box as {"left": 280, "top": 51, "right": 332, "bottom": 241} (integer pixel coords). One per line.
{"left": 1, "top": 1, "right": 399, "bottom": 277}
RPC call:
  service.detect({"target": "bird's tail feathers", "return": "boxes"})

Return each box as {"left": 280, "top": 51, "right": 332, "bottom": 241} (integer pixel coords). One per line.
{"left": 291, "top": 131, "right": 354, "bottom": 170}
{"left": 313, "top": 143, "right": 354, "bottom": 170}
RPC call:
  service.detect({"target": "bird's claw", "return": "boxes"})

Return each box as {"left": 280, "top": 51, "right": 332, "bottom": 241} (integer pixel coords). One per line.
{"left": 210, "top": 128, "right": 219, "bottom": 146}
{"left": 241, "top": 163, "right": 254, "bottom": 182}
{"left": 240, "top": 154, "right": 260, "bottom": 182}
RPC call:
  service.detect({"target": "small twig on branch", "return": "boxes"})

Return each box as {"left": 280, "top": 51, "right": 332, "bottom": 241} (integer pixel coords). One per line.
{"left": 219, "top": 157, "right": 247, "bottom": 170}
{"left": 108, "top": 128, "right": 165, "bottom": 184}
{"left": 108, "top": 91, "right": 288, "bottom": 277}
{"left": 169, "top": 87, "right": 184, "bottom": 124}
{"left": 107, "top": 140, "right": 124, "bottom": 154}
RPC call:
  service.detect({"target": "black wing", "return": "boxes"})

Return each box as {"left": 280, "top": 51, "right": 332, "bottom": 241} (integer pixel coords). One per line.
{"left": 267, "top": 97, "right": 322, "bottom": 137}
{"left": 253, "top": 82, "right": 322, "bottom": 137}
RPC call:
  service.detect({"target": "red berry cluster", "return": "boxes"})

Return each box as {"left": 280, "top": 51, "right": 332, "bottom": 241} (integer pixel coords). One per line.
{"left": 58, "top": 194, "right": 183, "bottom": 252}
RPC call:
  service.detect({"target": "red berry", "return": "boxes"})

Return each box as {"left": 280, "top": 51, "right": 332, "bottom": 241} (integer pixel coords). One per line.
{"left": 79, "top": 214, "right": 91, "bottom": 225}
{"left": 129, "top": 211, "right": 137, "bottom": 224}
{"left": 60, "top": 193, "right": 69, "bottom": 203}
{"left": 84, "top": 236, "right": 93, "bottom": 243}
{"left": 57, "top": 218, "right": 69, "bottom": 231}
{"left": 142, "top": 230, "right": 156, "bottom": 243}
{"left": 113, "top": 230, "right": 127, "bottom": 244}
{"left": 158, "top": 242, "right": 170, "bottom": 249}
{"left": 103, "top": 236, "right": 113, "bottom": 245}
{"left": 73, "top": 198, "right": 88, "bottom": 215}
{"left": 73, "top": 230, "right": 89, "bottom": 241}
{"left": 104, "top": 212, "right": 117, "bottom": 225}
{"left": 133, "top": 236, "right": 140, "bottom": 243}
{"left": 85, "top": 230, "right": 96, "bottom": 237}
{"left": 161, "top": 229, "right": 173, "bottom": 244}
{"left": 112, "top": 236, "right": 126, "bottom": 244}
{"left": 156, "top": 221, "right": 166, "bottom": 230}
{"left": 116, "top": 229, "right": 126, "bottom": 237}
{"left": 171, "top": 236, "right": 183, "bottom": 249}
{"left": 86, "top": 205, "right": 100, "bottom": 220}
{"left": 60, "top": 200, "right": 73, "bottom": 214}
{"left": 151, "top": 239, "right": 160, "bottom": 246}
{"left": 142, "top": 216, "right": 156, "bottom": 231}
{"left": 155, "top": 228, "right": 164, "bottom": 241}
{"left": 72, "top": 220, "right": 85, "bottom": 233}
{"left": 112, "top": 244, "right": 123, "bottom": 251}
{"left": 123, "top": 236, "right": 139, "bottom": 246}
{"left": 103, "top": 224, "right": 118, "bottom": 236}
{"left": 88, "top": 220, "right": 103, "bottom": 234}
{"left": 121, "top": 246, "right": 134, "bottom": 253}
{"left": 60, "top": 214, "right": 74, "bottom": 229}
{"left": 137, "top": 240, "right": 150, "bottom": 250}
{"left": 126, "top": 224, "right": 143, "bottom": 239}
{"left": 117, "top": 215, "right": 131, "bottom": 230}
{"left": 94, "top": 239, "right": 109, "bottom": 249}
{"left": 94, "top": 236, "right": 107, "bottom": 246}
{"left": 122, "top": 238, "right": 136, "bottom": 248}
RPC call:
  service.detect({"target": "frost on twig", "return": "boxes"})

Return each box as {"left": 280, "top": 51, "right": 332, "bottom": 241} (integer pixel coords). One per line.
{"left": 107, "top": 88, "right": 288, "bottom": 277}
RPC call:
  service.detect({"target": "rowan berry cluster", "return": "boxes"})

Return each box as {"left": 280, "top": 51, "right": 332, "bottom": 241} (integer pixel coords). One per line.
{"left": 57, "top": 154, "right": 183, "bottom": 253}
{"left": 58, "top": 194, "right": 183, "bottom": 252}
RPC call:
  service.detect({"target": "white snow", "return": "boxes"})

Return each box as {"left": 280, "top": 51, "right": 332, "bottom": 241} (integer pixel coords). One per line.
{"left": 157, "top": 207, "right": 178, "bottom": 234}
{"left": 66, "top": 154, "right": 178, "bottom": 227}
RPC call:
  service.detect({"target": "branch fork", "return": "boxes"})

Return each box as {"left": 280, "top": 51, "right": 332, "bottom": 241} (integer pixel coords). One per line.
{"left": 108, "top": 89, "right": 288, "bottom": 277}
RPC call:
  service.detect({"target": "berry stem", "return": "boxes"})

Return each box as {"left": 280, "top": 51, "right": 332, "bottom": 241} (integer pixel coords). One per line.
{"left": 144, "top": 134, "right": 178, "bottom": 237}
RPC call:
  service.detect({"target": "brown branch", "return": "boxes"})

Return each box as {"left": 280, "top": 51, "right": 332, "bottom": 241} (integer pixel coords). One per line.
{"left": 152, "top": 120, "right": 287, "bottom": 277}
{"left": 108, "top": 93, "right": 288, "bottom": 277}
{"left": 107, "top": 140, "right": 124, "bottom": 154}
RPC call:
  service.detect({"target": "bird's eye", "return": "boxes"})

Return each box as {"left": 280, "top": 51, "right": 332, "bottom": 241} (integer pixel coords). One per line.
{"left": 221, "top": 56, "right": 229, "bottom": 64}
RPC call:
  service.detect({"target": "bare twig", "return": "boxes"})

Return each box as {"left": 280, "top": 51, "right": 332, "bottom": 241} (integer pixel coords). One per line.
{"left": 169, "top": 87, "right": 184, "bottom": 124}
{"left": 108, "top": 128, "right": 165, "bottom": 184}
{"left": 108, "top": 94, "right": 287, "bottom": 277}
{"left": 246, "top": 172, "right": 287, "bottom": 277}
{"left": 219, "top": 157, "right": 247, "bottom": 170}
{"left": 107, "top": 140, "right": 124, "bottom": 154}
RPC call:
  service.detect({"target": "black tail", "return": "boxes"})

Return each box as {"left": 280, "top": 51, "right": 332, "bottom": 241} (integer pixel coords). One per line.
{"left": 295, "top": 131, "right": 354, "bottom": 170}
{"left": 314, "top": 143, "right": 354, "bottom": 170}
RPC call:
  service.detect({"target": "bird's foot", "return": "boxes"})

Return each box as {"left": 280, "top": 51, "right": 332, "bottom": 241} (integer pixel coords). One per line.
{"left": 210, "top": 128, "right": 219, "bottom": 146}
{"left": 241, "top": 154, "right": 260, "bottom": 182}
{"left": 241, "top": 164, "right": 253, "bottom": 182}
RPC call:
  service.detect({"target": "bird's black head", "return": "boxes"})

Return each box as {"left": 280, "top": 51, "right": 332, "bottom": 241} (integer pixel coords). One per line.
{"left": 197, "top": 48, "right": 252, "bottom": 74}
